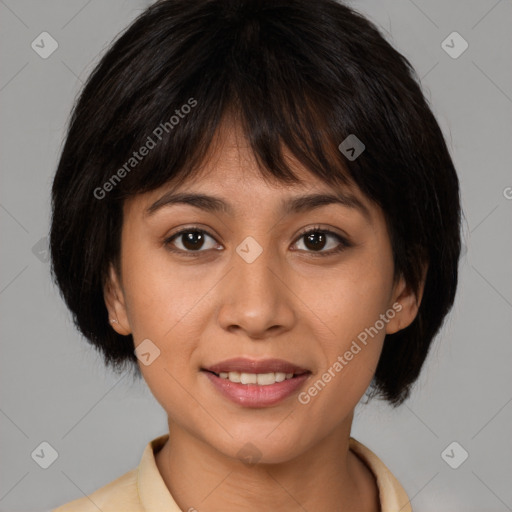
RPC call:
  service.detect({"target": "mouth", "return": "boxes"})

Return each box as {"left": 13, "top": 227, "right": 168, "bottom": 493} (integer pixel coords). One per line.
{"left": 201, "top": 357, "right": 311, "bottom": 385}
{"left": 200, "top": 358, "right": 311, "bottom": 407}
{"left": 202, "top": 369, "right": 309, "bottom": 385}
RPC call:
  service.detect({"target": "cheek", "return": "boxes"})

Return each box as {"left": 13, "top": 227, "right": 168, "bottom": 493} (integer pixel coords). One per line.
{"left": 295, "top": 285, "right": 388, "bottom": 428}
{"left": 120, "top": 241, "right": 190, "bottom": 339}
{"left": 119, "top": 243, "right": 206, "bottom": 390}
{"left": 121, "top": 256, "right": 201, "bottom": 415}
{"left": 301, "top": 257, "right": 393, "bottom": 348}
{"left": 293, "top": 250, "right": 393, "bottom": 409}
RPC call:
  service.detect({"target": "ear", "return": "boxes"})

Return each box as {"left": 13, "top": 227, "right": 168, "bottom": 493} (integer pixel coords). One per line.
{"left": 103, "top": 262, "right": 132, "bottom": 336}
{"left": 385, "top": 263, "right": 428, "bottom": 335}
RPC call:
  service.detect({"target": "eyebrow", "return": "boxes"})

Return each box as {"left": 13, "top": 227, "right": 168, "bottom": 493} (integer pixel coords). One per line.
{"left": 146, "top": 190, "right": 371, "bottom": 222}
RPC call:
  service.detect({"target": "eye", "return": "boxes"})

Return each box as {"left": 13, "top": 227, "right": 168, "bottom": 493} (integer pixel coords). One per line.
{"left": 164, "top": 228, "right": 220, "bottom": 255}
{"left": 291, "top": 226, "right": 351, "bottom": 257}
{"left": 163, "top": 225, "right": 351, "bottom": 257}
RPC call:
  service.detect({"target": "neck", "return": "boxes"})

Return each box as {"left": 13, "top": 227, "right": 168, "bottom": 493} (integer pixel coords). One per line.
{"left": 155, "top": 417, "right": 380, "bottom": 512}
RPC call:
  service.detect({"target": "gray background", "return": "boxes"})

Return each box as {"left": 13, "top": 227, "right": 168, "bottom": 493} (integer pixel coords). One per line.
{"left": 1, "top": 0, "right": 511, "bottom": 511}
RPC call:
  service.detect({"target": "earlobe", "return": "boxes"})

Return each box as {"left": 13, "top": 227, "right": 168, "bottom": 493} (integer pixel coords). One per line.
{"left": 385, "top": 264, "right": 428, "bottom": 335}
{"left": 103, "top": 263, "right": 132, "bottom": 336}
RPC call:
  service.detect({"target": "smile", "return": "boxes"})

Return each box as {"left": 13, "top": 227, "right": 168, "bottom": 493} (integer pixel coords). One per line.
{"left": 200, "top": 370, "right": 311, "bottom": 408}
{"left": 215, "top": 371, "right": 295, "bottom": 385}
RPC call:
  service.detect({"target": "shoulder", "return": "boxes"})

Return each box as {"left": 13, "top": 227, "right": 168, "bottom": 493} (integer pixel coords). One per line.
{"left": 52, "top": 434, "right": 171, "bottom": 512}
{"left": 349, "top": 437, "right": 413, "bottom": 512}
{"left": 52, "top": 468, "right": 140, "bottom": 512}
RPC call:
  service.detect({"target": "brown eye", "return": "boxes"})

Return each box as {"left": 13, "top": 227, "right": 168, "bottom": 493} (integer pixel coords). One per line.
{"left": 303, "top": 231, "right": 328, "bottom": 251}
{"left": 164, "top": 225, "right": 351, "bottom": 258}
{"left": 292, "top": 227, "right": 351, "bottom": 257}
{"left": 164, "top": 229, "right": 219, "bottom": 254}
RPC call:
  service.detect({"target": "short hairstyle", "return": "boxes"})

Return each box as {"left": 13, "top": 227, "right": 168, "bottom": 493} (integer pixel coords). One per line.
{"left": 50, "top": 0, "right": 461, "bottom": 406}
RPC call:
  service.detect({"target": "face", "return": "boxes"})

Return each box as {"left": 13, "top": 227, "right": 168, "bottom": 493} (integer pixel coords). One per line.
{"left": 105, "top": 122, "right": 420, "bottom": 464}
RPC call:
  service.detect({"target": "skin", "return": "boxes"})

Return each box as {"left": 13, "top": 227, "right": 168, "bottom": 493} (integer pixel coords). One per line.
{"left": 104, "top": 120, "right": 425, "bottom": 512}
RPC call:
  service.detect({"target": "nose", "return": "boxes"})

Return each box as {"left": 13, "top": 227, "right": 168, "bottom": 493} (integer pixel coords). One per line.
{"left": 216, "top": 238, "right": 296, "bottom": 339}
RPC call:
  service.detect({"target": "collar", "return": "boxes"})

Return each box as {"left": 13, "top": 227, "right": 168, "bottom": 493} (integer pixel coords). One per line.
{"left": 137, "top": 434, "right": 412, "bottom": 512}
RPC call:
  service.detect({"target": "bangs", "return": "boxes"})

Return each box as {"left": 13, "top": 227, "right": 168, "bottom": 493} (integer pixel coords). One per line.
{"left": 77, "top": 0, "right": 422, "bottom": 221}
{"left": 98, "top": 21, "right": 361, "bottom": 201}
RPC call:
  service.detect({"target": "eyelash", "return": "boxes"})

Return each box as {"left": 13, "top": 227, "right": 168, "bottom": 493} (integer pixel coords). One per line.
{"left": 163, "top": 225, "right": 352, "bottom": 258}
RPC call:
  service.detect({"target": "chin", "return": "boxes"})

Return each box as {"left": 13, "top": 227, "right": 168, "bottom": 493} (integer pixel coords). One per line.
{"left": 216, "top": 428, "right": 310, "bottom": 466}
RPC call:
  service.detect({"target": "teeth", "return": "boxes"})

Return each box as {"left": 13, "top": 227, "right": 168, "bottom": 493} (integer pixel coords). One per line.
{"left": 228, "top": 371, "right": 240, "bottom": 383}
{"left": 217, "top": 371, "right": 296, "bottom": 385}
{"left": 240, "top": 373, "right": 257, "bottom": 384}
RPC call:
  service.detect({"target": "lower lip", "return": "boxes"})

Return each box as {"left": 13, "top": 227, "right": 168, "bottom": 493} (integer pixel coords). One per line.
{"left": 202, "top": 371, "right": 310, "bottom": 408}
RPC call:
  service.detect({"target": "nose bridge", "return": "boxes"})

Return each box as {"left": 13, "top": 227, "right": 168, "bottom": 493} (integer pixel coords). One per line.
{"left": 217, "top": 234, "right": 294, "bottom": 336}
{"left": 233, "top": 234, "right": 280, "bottom": 302}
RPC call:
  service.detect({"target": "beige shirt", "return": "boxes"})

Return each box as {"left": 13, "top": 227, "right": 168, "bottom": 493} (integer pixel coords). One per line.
{"left": 53, "top": 434, "right": 412, "bottom": 512}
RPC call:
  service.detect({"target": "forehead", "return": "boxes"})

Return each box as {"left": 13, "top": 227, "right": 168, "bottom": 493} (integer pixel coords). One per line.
{"left": 127, "top": 119, "right": 377, "bottom": 224}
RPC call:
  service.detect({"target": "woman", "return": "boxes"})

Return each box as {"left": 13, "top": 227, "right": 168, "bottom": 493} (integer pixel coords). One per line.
{"left": 50, "top": 0, "right": 461, "bottom": 510}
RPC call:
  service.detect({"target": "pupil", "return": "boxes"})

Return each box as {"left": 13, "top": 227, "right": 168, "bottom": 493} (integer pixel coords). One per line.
{"left": 183, "top": 232, "right": 204, "bottom": 250}
{"left": 305, "top": 232, "right": 326, "bottom": 251}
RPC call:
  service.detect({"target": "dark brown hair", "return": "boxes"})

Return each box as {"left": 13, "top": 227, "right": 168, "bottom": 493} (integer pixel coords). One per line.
{"left": 50, "top": 0, "right": 462, "bottom": 406}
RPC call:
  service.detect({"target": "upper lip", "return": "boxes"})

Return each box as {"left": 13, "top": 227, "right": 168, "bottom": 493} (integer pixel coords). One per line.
{"left": 203, "top": 358, "right": 310, "bottom": 375}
